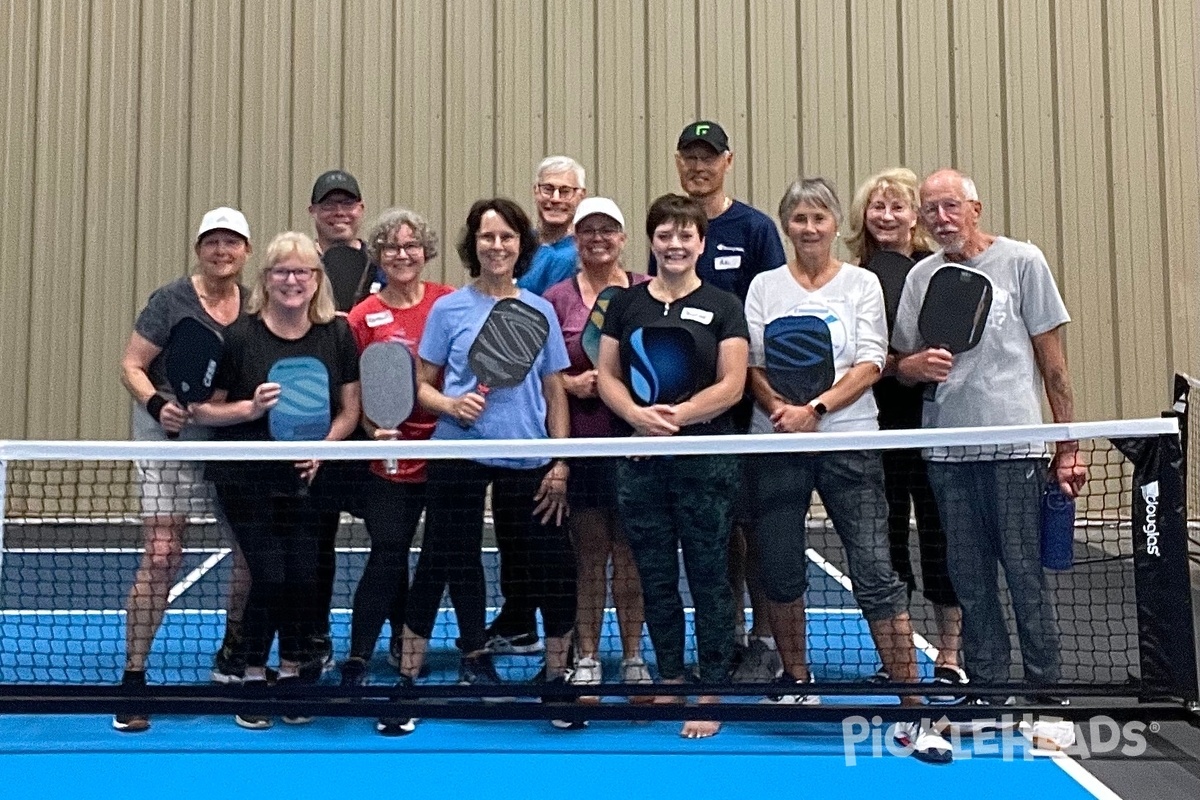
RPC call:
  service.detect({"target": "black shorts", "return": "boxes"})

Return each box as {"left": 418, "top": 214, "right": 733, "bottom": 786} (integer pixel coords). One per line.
{"left": 567, "top": 456, "right": 620, "bottom": 511}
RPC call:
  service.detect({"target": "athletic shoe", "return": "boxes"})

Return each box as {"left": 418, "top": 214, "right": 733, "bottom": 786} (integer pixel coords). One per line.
{"left": 894, "top": 721, "right": 954, "bottom": 764}
{"left": 867, "top": 668, "right": 890, "bottom": 685}
{"left": 731, "top": 638, "right": 784, "bottom": 684}
{"left": 545, "top": 674, "right": 588, "bottom": 731}
{"left": 112, "top": 670, "right": 150, "bottom": 733}
{"left": 459, "top": 653, "right": 513, "bottom": 702}
{"left": 210, "top": 643, "right": 247, "bottom": 685}
{"left": 1021, "top": 718, "right": 1077, "bottom": 751}
{"left": 928, "top": 665, "right": 969, "bottom": 705}
{"left": 377, "top": 675, "right": 418, "bottom": 737}
{"left": 340, "top": 657, "right": 368, "bottom": 688}
{"left": 621, "top": 657, "right": 653, "bottom": 686}
{"left": 277, "top": 675, "right": 314, "bottom": 725}
{"left": 570, "top": 656, "right": 602, "bottom": 686}
{"left": 483, "top": 631, "right": 543, "bottom": 655}
{"left": 235, "top": 678, "right": 272, "bottom": 730}
{"left": 760, "top": 672, "right": 820, "bottom": 706}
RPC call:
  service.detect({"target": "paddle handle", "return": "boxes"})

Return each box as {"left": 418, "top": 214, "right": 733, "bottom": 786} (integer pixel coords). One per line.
{"left": 454, "top": 383, "right": 490, "bottom": 430}
{"left": 385, "top": 458, "right": 399, "bottom": 475}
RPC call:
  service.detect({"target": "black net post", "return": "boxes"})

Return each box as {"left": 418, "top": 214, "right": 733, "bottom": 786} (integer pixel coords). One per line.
{"left": 1120, "top": 426, "right": 1199, "bottom": 703}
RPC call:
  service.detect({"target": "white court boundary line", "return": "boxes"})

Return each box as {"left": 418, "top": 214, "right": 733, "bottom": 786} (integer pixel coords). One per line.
{"left": 1048, "top": 752, "right": 1125, "bottom": 799}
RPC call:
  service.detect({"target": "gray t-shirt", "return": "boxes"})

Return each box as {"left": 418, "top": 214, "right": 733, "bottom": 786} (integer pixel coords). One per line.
{"left": 130, "top": 276, "right": 243, "bottom": 441}
{"left": 892, "top": 236, "right": 1070, "bottom": 461}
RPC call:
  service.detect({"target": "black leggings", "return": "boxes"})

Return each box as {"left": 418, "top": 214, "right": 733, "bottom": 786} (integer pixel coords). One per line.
{"left": 404, "top": 460, "right": 577, "bottom": 653}
{"left": 214, "top": 479, "right": 335, "bottom": 668}
{"left": 349, "top": 475, "right": 425, "bottom": 660}
{"left": 880, "top": 448, "right": 958, "bottom": 608}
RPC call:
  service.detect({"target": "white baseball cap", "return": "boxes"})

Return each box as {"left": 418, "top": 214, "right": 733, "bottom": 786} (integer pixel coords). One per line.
{"left": 196, "top": 207, "right": 251, "bottom": 243}
{"left": 573, "top": 197, "right": 625, "bottom": 229}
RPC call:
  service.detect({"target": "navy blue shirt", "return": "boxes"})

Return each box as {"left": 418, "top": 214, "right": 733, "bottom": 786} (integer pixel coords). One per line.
{"left": 648, "top": 200, "right": 786, "bottom": 301}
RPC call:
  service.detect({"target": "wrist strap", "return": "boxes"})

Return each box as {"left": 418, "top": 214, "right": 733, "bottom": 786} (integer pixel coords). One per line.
{"left": 145, "top": 393, "right": 168, "bottom": 423}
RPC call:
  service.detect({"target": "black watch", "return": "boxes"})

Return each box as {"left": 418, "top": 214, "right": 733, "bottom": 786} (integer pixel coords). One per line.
{"left": 810, "top": 401, "right": 828, "bottom": 419}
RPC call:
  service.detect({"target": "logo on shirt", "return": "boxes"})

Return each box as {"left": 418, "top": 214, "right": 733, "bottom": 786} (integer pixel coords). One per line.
{"left": 716, "top": 244, "right": 745, "bottom": 253}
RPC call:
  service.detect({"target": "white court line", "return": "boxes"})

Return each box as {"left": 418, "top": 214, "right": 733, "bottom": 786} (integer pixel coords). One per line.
{"left": 805, "top": 547, "right": 940, "bottom": 662}
{"left": 166, "top": 548, "right": 230, "bottom": 603}
{"left": 1048, "top": 752, "right": 1124, "bottom": 799}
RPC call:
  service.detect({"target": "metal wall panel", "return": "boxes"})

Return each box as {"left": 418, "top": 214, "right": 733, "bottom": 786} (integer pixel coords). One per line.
{"left": 26, "top": 0, "right": 89, "bottom": 438}
{"left": 79, "top": 0, "right": 141, "bottom": 439}
{"left": 1, "top": 0, "right": 1198, "bottom": 440}
{"left": 0, "top": 1, "right": 38, "bottom": 438}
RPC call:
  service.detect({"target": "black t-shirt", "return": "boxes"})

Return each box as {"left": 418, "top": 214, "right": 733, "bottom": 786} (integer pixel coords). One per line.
{"left": 865, "top": 250, "right": 930, "bottom": 430}
{"left": 602, "top": 281, "right": 748, "bottom": 435}
{"left": 212, "top": 314, "right": 360, "bottom": 442}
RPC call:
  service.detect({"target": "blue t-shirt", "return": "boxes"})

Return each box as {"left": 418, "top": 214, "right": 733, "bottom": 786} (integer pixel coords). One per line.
{"left": 517, "top": 235, "right": 577, "bottom": 295}
{"left": 647, "top": 200, "right": 786, "bottom": 301}
{"left": 419, "top": 285, "right": 570, "bottom": 468}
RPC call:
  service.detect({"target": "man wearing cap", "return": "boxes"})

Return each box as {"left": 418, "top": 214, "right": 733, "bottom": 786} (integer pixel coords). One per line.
{"left": 516, "top": 155, "right": 587, "bottom": 295}
{"left": 309, "top": 169, "right": 386, "bottom": 311}
{"left": 656, "top": 121, "right": 788, "bottom": 683}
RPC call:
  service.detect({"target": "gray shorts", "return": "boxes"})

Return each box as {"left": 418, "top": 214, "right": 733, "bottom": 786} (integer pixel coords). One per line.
{"left": 132, "top": 402, "right": 218, "bottom": 519}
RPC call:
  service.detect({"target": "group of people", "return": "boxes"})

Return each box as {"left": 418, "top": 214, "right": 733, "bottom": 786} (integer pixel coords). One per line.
{"left": 115, "top": 120, "right": 1087, "bottom": 763}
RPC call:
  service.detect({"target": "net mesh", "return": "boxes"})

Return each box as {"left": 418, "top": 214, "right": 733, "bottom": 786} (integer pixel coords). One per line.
{"left": 0, "top": 419, "right": 1192, "bottom": 716}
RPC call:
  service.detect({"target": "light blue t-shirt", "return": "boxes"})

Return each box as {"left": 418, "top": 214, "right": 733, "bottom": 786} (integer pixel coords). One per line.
{"left": 516, "top": 235, "right": 577, "bottom": 295}
{"left": 419, "top": 285, "right": 570, "bottom": 468}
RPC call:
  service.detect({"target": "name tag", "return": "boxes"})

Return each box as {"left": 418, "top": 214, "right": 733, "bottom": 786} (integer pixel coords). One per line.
{"left": 365, "top": 310, "right": 394, "bottom": 328}
{"left": 680, "top": 307, "right": 714, "bottom": 325}
{"left": 714, "top": 255, "right": 741, "bottom": 271}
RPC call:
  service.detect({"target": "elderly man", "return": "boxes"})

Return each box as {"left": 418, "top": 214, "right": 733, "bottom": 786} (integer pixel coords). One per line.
{"left": 517, "top": 156, "right": 587, "bottom": 295}
{"left": 892, "top": 169, "right": 1087, "bottom": 742}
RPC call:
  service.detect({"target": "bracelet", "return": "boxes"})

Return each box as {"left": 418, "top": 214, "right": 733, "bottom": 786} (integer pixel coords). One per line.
{"left": 145, "top": 393, "right": 168, "bottom": 423}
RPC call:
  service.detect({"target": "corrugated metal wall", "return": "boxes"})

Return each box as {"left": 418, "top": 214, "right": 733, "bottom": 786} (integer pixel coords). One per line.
{"left": 1, "top": 0, "right": 1197, "bottom": 439}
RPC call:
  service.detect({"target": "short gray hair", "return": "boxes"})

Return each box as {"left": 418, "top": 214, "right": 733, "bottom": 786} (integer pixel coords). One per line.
{"left": 363, "top": 207, "right": 439, "bottom": 263}
{"left": 535, "top": 155, "right": 586, "bottom": 188}
{"left": 778, "top": 177, "right": 843, "bottom": 227}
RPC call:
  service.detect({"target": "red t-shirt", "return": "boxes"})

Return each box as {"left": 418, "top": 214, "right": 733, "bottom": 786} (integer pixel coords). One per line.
{"left": 347, "top": 282, "right": 455, "bottom": 482}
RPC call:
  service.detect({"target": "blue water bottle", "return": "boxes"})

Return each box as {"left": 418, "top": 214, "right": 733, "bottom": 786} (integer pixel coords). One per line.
{"left": 1040, "top": 481, "right": 1076, "bottom": 571}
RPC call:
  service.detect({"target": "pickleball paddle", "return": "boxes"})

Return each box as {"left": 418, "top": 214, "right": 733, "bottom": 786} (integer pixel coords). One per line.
{"left": 360, "top": 341, "right": 416, "bottom": 475}
{"left": 581, "top": 285, "right": 621, "bottom": 367}
{"left": 763, "top": 314, "right": 835, "bottom": 406}
{"left": 162, "top": 317, "right": 224, "bottom": 439}
{"left": 627, "top": 326, "right": 698, "bottom": 406}
{"left": 918, "top": 264, "right": 993, "bottom": 400}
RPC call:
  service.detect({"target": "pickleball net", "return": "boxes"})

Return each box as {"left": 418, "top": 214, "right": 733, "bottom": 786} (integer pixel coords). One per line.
{"left": 0, "top": 416, "right": 1195, "bottom": 724}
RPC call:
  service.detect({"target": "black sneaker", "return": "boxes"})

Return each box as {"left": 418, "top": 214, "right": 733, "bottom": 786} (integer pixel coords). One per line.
{"left": 544, "top": 674, "right": 587, "bottom": 731}
{"left": 235, "top": 678, "right": 272, "bottom": 730}
{"left": 459, "top": 653, "right": 513, "bottom": 702}
{"left": 340, "top": 658, "right": 368, "bottom": 688}
{"left": 928, "top": 665, "right": 969, "bottom": 704}
{"left": 112, "top": 669, "right": 150, "bottom": 733}
{"left": 211, "top": 643, "right": 247, "bottom": 685}
{"left": 483, "top": 631, "right": 543, "bottom": 655}
{"left": 377, "top": 674, "right": 418, "bottom": 736}
{"left": 760, "top": 672, "right": 821, "bottom": 706}
{"left": 278, "top": 675, "right": 314, "bottom": 725}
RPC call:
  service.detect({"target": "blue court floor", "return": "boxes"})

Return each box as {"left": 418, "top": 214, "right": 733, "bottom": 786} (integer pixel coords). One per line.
{"left": 0, "top": 546, "right": 1123, "bottom": 799}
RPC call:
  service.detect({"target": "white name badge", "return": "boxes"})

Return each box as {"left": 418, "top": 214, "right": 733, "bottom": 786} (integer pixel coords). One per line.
{"left": 680, "top": 307, "right": 714, "bottom": 325}
{"left": 365, "top": 310, "right": 394, "bottom": 328}
{"left": 714, "top": 255, "right": 741, "bottom": 271}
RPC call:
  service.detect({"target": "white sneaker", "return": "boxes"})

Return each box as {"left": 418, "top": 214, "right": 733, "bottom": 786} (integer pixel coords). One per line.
{"left": 620, "top": 657, "right": 652, "bottom": 685}
{"left": 570, "top": 656, "right": 602, "bottom": 686}
{"left": 1021, "top": 718, "right": 1077, "bottom": 751}
{"left": 894, "top": 721, "right": 954, "bottom": 764}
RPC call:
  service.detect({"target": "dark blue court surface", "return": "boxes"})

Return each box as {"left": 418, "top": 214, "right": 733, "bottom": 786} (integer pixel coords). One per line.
{"left": 0, "top": 546, "right": 1122, "bottom": 798}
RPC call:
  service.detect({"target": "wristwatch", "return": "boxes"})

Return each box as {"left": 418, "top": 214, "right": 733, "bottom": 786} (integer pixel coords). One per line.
{"left": 809, "top": 400, "right": 828, "bottom": 419}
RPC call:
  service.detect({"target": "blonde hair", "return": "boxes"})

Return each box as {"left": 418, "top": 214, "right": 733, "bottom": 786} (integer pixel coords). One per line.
{"left": 247, "top": 231, "right": 336, "bottom": 324}
{"left": 845, "top": 167, "right": 936, "bottom": 263}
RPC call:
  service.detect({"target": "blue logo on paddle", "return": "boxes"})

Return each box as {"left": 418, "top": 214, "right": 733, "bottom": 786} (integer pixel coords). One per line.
{"left": 628, "top": 327, "right": 696, "bottom": 405}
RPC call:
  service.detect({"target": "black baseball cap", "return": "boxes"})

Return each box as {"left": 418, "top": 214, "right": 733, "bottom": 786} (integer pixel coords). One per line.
{"left": 311, "top": 170, "right": 362, "bottom": 204}
{"left": 677, "top": 120, "right": 730, "bottom": 153}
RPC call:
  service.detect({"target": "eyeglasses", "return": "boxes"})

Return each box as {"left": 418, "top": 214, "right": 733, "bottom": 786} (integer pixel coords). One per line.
{"left": 535, "top": 183, "right": 582, "bottom": 199}
{"left": 919, "top": 199, "right": 965, "bottom": 218}
{"left": 576, "top": 225, "right": 622, "bottom": 238}
{"left": 380, "top": 242, "right": 425, "bottom": 258}
{"left": 317, "top": 197, "right": 360, "bottom": 212}
{"left": 269, "top": 267, "right": 317, "bottom": 282}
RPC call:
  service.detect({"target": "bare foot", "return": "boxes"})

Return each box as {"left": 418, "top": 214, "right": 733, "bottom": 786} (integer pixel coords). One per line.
{"left": 681, "top": 719, "right": 721, "bottom": 739}
{"left": 680, "top": 695, "right": 721, "bottom": 739}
